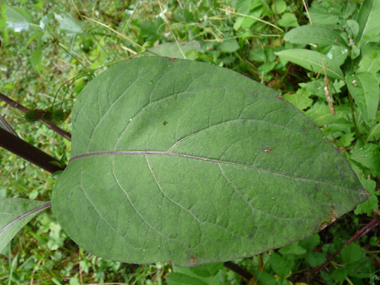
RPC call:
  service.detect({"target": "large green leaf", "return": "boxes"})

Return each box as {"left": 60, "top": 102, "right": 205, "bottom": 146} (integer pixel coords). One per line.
{"left": 0, "top": 198, "right": 50, "bottom": 254}
{"left": 355, "top": 0, "right": 380, "bottom": 45}
{"left": 275, "top": 49, "right": 344, "bottom": 80}
{"left": 52, "top": 57, "right": 367, "bottom": 266}
{"left": 5, "top": 6, "right": 32, "bottom": 32}
{"left": 346, "top": 72, "right": 379, "bottom": 125}
{"left": 284, "top": 25, "right": 347, "bottom": 47}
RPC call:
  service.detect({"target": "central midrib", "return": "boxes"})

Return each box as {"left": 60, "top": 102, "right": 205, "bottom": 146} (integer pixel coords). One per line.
{"left": 69, "top": 151, "right": 357, "bottom": 191}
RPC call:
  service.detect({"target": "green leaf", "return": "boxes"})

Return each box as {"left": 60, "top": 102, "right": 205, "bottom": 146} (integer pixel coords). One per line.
{"left": 236, "top": 0, "right": 251, "bottom": 14}
{"left": 54, "top": 13, "right": 83, "bottom": 36}
{"left": 253, "top": 270, "right": 277, "bottom": 285}
{"left": 271, "top": 0, "right": 287, "bottom": 14}
{"left": 306, "top": 105, "right": 351, "bottom": 126}
{"left": 52, "top": 57, "right": 367, "bottom": 266}
{"left": 148, "top": 41, "right": 202, "bottom": 59}
{"left": 354, "top": 176, "right": 377, "bottom": 216}
{"left": 337, "top": 133, "right": 355, "bottom": 148}
{"left": 31, "top": 48, "right": 47, "bottom": 74}
{"left": 346, "top": 20, "right": 359, "bottom": 39}
{"left": 276, "top": 49, "right": 345, "bottom": 80}
{"left": 346, "top": 257, "right": 376, "bottom": 278}
{"left": 341, "top": 243, "right": 363, "bottom": 264}
{"left": 0, "top": 198, "right": 50, "bottom": 254}
{"left": 269, "top": 252, "right": 291, "bottom": 277}
{"left": 350, "top": 143, "right": 380, "bottom": 178}
{"left": 355, "top": 0, "right": 380, "bottom": 45}
{"left": 5, "top": 6, "right": 32, "bottom": 32}
{"left": 331, "top": 268, "right": 347, "bottom": 282}
{"left": 284, "top": 25, "right": 347, "bottom": 47}
{"left": 249, "top": 49, "right": 266, "bottom": 62}
{"left": 300, "top": 234, "right": 320, "bottom": 252}
{"left": 305, "top": 251, "right": 326, "bottom": 267}
{"left": 346, "top": 72, "right": 379, "bottom": 125}
{"left": 167, "top": 272, "right": 208, "bottom": 285}
{"left": 221, "top": 39, "right": 240, "bottom": 53}
{"left": 277, "top": 13, "right": 298, "bottom": 28}
{"left": 278, "top": 241, "right": 307, "bottom": 256}
{"left": 357, "top": 49, "right": 380, "bottom": 74}
{"left": 283, "top": 87, "right": 313, "bottom": 111}
{"left": 308, "top": 2, "right": 341, "bottom": 26}
{"left": 190, "top": 263, "right": 223, "bottom": 277}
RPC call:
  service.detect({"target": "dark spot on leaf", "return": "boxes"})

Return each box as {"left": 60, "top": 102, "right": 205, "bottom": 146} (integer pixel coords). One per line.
{"left": 264, "top": 148, "right": 272, "bottom": 153}
{"left": 276, "top": 94, "right": 284, "bottom": 101}
{"left": 169, "top": 58, "right": 176, "bottom": 62}
{"left": 163, "top": 121, "right": 168, "bottom": 125}
{"left": 190, "top": 256, "right": 196, "bottom": 263}
{"left": 70, "top": 191, "right": 73, "bottom": 196}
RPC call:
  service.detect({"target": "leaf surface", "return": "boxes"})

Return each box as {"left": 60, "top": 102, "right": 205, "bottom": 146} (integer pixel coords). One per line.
{"left": 284, "top": 25, "right": 347, "bottom": 47}
{"left": 346, "top": 72, "right": 379, "bottom": 125}
{"left": 5, "top": 6, "right": 32, "bottom": 32}
{"left": 355, "top": 0, "right": 380, "bottom": 45}
{"left": 0, "top": 198, "right": 50, "bottom": 254}
{"left": 52, "top": 57, "right": 367, "bottom": 266}
{"left": 275, "top": 49, "right": 344, "bottom": 80}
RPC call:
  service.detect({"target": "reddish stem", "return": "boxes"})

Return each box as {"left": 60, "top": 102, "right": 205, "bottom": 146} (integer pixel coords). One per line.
{"left": 299, "top": 218, "right": 380, "bottom": 283}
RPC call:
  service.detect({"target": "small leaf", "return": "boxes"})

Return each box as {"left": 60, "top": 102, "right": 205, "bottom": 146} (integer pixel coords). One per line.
{"left": 354, "top": 176, "right": 377, "bottom": 216}
{"left": 300, "top": 234, "right": 320, "bottom": 252}
{"left": 31, "top": 48, "right": 46, "bottom": 74}
{"left": 305, "top": 251, "right": 326, "bottom": 267}
{"left": 278, "top": 13, "right": 298, "bottom": 28}
{"left": 52, "top": 57, "right": 367, "bottom": 266}
{"left": 221, "top": 39, "right": 240, "bottom": 53}
{"left": 269, "top": 253, "right": 292, "bottom": 277}
{"left": 355, "top": 0, "right": 380, "bottom": 45}
{"left": 0, "top": 198, "right": 50, "bottom": 253}
{"left": 341, "top": 243, "right": 363, "bottom": 264}
{"left": 271, "top": 0, "right": 287, "bottom": 14}
{"left": 337, "top": 133, "right": 355, "bottom": 148}
{"left": 357, "top": 49, "right": 380, "bottom": 74}
{"left": 249, "top": 49, "right": 266, "bottom": 62}
{"left": 331, "top": 268, "right": 347, "bottom": 282}
{"left": 346, "top": 20, "right": 359, "bottom": 39}
{"left": 276, "top": 49, "right": 344, "bottom": 80}
{"left": 306, "top": 105, "right": 351, "bottom": 126}
{"left": 236, "top": 0, "right": 251, "bottom": 14}
{"left": 283, "top": 88, "right": 313, "bottom": 111}
{"left": 284, "top": 25, "right": 347, "bottom": 47}
{"left": 5, "top": 6, "right": 32, "bottom": 32}
{"left": 350, "top": 143, "right": 380, "bottom": 178}
{"left": 346, "top": 72, "right": 379, "bottom": 125}
{"left": 54, "top": 13, "right": 83, "bottom": 36}
{"left": 148, "top": 41, "right": 201, "bottom": 59}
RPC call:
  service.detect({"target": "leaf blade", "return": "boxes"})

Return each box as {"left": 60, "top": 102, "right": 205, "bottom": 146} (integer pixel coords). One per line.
{"left": 284, "top": 25, "right": 347, "bottom": 47}
{"left": 346, "top": 72, "right": 379, "bottom": 125}
{"left": 276, "top": 49, "right": 345, "bottom": 80}
{"left": 53, "top": 57, "right": 367, "bottom": 266}
{"left": 0, "top": 198, "right": 50, "bottom": 254}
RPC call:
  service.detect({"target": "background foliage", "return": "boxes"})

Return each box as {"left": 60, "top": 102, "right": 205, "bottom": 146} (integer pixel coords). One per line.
{"left": 0, "top": 0, "right": 379, "bottom": 284}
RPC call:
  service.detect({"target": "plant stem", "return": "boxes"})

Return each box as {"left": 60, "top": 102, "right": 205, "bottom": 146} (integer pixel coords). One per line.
{"left": 0, "top": 128, "right": 65, "bottom": 173}
{"left": 223, "top": 261, "right": 253, "bottom": 280}
{"left": 298, "top": 218, "right": 380, "bottom": 283}
{"left": 0, "top": 92, "right": 71, "bottom": 141}
{"left": 348, "top": 90, "right": 364, "bottom": 144}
